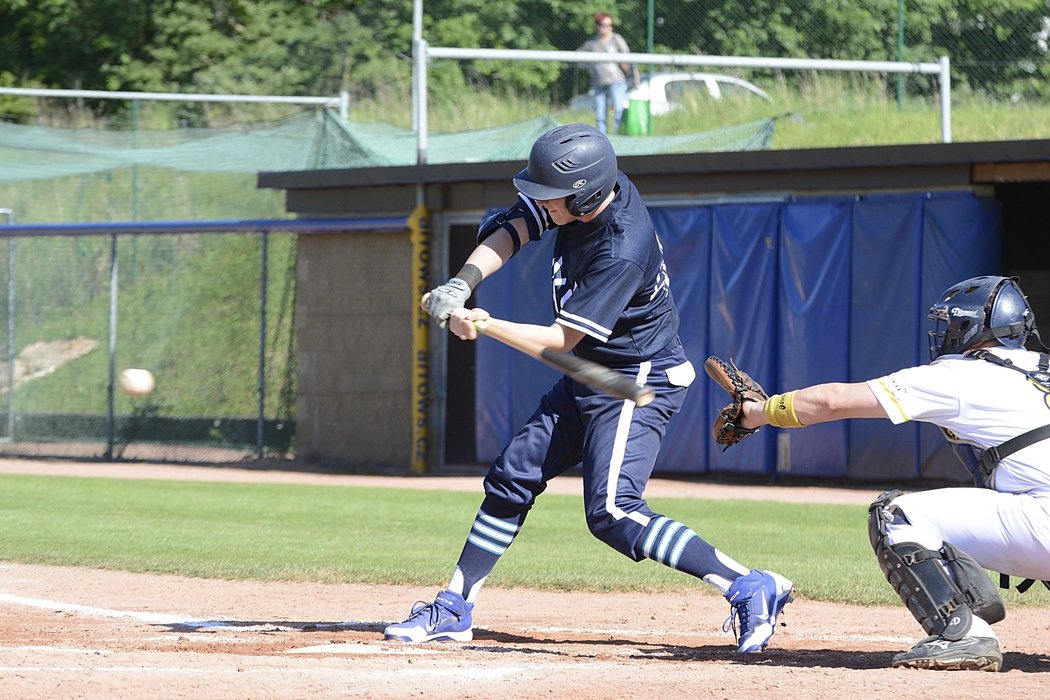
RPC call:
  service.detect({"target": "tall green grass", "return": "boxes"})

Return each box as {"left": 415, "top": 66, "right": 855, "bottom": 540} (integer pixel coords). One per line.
{"left": 1, "top": 473, "right": 1047, "bottom": 609}
{"left": 349, "top": 72, "right": 1050, "bottom": 148}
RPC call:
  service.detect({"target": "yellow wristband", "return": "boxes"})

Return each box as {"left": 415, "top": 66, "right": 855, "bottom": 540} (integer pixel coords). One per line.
{"left": 764, "top": 391, "right": 805, "bottom": 428}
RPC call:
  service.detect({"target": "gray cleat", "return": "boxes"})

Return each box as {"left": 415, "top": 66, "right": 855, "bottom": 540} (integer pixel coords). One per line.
{"left": 892, "top": 635, "right": 1003, "bottom": 672}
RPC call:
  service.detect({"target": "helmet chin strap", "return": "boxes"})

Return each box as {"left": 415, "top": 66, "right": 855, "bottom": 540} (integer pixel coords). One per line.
{"left": 988, "top": 320, "right": 1030, "bottom": 345}
{"left": 571, "top": 185, "right": 618, "bottom": 219}
{"left": 570, "top": 188, "right": 608, "bottom": 217}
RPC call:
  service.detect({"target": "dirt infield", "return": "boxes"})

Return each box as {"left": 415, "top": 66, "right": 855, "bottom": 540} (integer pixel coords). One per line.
{"left": 1, "top": 459, "right": 1047, "bottom": 699}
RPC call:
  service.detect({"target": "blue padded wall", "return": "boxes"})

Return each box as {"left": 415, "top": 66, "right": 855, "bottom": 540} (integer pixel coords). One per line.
{"left": 472, "top": 191, "right": 1001, "bottom": 480}
{"left": 704, "top": 204, "right": 781, "bottom": 475}
{"left": 648, "top": 206, "right": 713, "bottom": 473}
{"left": 775, "top": 199, "right": 852, "bottom": 477}
{"left": 849, "top": 195, "right": 925, "bottom": 481}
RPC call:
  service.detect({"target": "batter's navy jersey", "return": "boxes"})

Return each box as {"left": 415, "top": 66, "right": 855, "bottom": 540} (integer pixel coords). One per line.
{"left": 518, "top": 171, "right": 679, "bottom": 366}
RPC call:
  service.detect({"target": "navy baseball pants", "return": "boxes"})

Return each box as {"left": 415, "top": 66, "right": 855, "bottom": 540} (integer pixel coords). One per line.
{"left": 481, "top": 337, "right": 694, "bottom": 561}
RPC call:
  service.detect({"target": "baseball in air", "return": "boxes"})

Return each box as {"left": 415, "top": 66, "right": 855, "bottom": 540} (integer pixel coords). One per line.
{"left": 117, "top": 368, "right": 156, "bottom": 396}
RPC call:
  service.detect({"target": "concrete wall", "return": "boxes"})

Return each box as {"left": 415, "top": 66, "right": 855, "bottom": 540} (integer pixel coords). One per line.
{"left": 295, "top": 232, "right": 412, "bottom": 469}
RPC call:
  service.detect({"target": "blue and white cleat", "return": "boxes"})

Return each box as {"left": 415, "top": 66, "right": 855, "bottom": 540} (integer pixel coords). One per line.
{"left": 723, "top": 569, "right": 794, "bottom": 652}
{"left": 384, "top": 590, "right": 474, "bottom": 643}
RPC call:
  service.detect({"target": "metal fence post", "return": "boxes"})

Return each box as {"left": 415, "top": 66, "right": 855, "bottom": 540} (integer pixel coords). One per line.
{"left": 413, "top": 38, "right": 429, "bottom": 165}
{"left": 939, "top": 56, "right": 952, "bottom": 144}
{"left": 257, "top": 231, "right": 269, "bottom": 459}
{"left": 0, "top": 209, "right": 12, "bottom": 442}
{"left": 106, "top": 233, "right": 119, "bottom": 458}
{"left": 338, "top": 91, "right": 349, "bottom": 122}
{"left": 896, "top": 0, "right": 905, "bottom": 110}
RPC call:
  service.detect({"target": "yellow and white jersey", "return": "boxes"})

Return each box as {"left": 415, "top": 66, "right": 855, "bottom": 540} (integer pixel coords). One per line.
{"left": 867, "top": 347, "right": 1050, "bottom": 495}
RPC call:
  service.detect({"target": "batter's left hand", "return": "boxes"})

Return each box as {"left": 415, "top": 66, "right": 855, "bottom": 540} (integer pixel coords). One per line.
{"left": 448, "top": 307, "right": 490, "bottom": 341}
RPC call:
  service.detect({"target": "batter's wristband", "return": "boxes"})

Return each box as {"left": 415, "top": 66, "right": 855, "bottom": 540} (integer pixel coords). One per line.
{"left": 454, "top": 263, "right": 483, "bottom": 292}
{"left": 764, "top": 391, "right": 805, "bottom": 428}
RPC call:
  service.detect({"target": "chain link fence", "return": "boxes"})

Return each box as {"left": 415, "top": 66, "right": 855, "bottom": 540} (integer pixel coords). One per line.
{"left": 420, "top": 1, "right": 1049, "bottom": 101}
{"left": 409, "top": 1, "right": 1050, "bottom": 146}
{"left": 0, "top": 223, "right": 297, "bottom": 463}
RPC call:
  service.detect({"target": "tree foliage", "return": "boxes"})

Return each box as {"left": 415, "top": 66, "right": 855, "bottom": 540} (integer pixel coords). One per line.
{"left": 0, "top": 0, "right": 153, "bottom": 88}
{"left": 0, "top": 0, "right": 1046, "bottom": 123}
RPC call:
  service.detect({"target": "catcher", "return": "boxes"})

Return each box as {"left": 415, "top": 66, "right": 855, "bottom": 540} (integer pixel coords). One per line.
{"left": 706, "top": 275, "right": 1050, "bottom": 672}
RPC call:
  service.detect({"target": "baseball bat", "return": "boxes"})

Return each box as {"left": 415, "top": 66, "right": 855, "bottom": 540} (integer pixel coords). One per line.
{"left": 473, "top": 318, "right": 655, "bottom": 406}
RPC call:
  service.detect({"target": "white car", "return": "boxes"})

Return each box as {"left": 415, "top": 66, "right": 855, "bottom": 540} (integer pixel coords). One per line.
{"left": 639, "top": 72, "right": 770, "bottom": 114}
{"left": 569, "top": 72, "right": 769, "bottom": 115}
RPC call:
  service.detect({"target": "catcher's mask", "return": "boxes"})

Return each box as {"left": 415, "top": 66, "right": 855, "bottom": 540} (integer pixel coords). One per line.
{"left": 928, "top": 275, "right": 1035, "bottom": 361}
{"left": 512, "top": 124, "right": 617, "bottom": 217}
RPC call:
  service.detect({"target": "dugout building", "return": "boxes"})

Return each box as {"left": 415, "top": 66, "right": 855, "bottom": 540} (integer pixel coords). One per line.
{"left": 258, "top": 139, "right": 1050, "bottom": 484}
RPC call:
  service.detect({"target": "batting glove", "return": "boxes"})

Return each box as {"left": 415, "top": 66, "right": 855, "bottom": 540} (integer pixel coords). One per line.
{"left": 424, "top": 277, "right": 472, "bottom": 328}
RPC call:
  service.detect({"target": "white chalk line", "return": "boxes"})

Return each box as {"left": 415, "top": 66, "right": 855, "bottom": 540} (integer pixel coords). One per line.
{"left": 0, "top": 664, "right": 596, "bottom": 682}
{"left": 0, "top": 665, "right": 360, "bottom": 675}
{"left": 369, "top": 665, "right": 623, "bottom": 680}
{"left": 288, "top": 642, "right": 444, "bottom": 655}
{"left": 527, "top": 625, "right": 913, "bottom": 646}
{"left": 0, "top": 592, "right": 449, "bottom": 656}
{"left": 16, "top": 645, "right": 107, "bottom": 654}
{"left": 0, "top": 592, "right": 203, "bottom": 625}
{"left": 0, "top": 592, "right": 379, "bottom": 633}
{"left": 528, "top": 625, "right": 698, "bottom": 636}
{"left": 0, "top": 592, "right": 911, "bottom": 652}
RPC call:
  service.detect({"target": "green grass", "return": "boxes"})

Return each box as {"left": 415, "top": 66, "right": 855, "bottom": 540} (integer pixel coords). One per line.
{"left": 639, "top": 85, "right": 1050, "bottom": 149}
{"left": 2, "top": 473, "right": 1048, "bottom": 609}
{"left": 347, "top": 73, "right": 1050, "bottom": 148}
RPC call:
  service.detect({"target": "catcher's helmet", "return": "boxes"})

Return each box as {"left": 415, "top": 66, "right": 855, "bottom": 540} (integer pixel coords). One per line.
{"left": 928, "top": 275, "right": 1035, "bottom": 360}
{"left": 512, "top": 124, "right": 617, "bottom": 217}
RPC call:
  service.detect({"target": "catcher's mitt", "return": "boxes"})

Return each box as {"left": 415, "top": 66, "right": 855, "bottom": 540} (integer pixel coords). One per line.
{"left": 704, "top": 356, "right": 768, "bottom": 448}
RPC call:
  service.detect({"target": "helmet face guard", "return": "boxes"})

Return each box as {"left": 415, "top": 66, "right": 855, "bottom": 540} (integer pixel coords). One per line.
{"left": 928, "top": 275, "right": 1035, "bottom": 361}
{"left": 512, "top": 124, "right": 617, "bottom": 217}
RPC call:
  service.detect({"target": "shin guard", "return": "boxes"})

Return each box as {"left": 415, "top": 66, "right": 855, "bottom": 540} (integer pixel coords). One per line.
{"left": 868, "top": 491, "right": 1005, "bottom": 640}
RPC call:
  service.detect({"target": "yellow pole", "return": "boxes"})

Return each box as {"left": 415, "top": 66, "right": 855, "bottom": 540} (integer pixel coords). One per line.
{"left": 408, "top": 203, "right": 431, "bottom": 474}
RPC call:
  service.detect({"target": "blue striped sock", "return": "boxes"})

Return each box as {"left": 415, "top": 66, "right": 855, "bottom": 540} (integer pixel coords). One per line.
{"left": 452, "top": 507, "right": 524, "bottom": 601}
{"left": 640, "top": 516, "right": 740, "bottom": 582}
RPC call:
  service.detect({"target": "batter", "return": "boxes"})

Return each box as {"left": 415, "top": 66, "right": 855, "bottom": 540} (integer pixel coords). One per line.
{"left": 385, "top": 123, "right": 794, "bottom": 653}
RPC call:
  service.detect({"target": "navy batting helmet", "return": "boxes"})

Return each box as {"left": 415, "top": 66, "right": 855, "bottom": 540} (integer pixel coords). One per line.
{"left": 928, "top": 275, "right": 1035, "bottom": 360}
{"left": 512, "top": 124, "right": 617, "bottom": 217}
